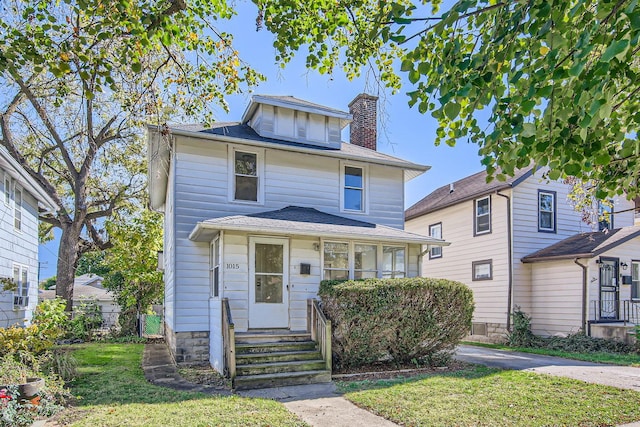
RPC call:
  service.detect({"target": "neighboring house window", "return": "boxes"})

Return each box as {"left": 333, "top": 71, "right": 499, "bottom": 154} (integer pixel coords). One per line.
{"left": 429, "top": 223, "right": 442, "bottom": 259}
{"left": 382, "top": 246, "right": 405, "bottom": 278}
{"left": 538, "top": 190, "right": 556, "bottom": 233}
{"left": 4, "top": 174, "right": 10, "bottom": 205}
{"left": 210, "top": 237, "right": 220, "bottom": 297}
{"left": 474, "top": 196, "right": 491, "bottom": 235}
{"left": 342, "top": 164, "right": 366, "bottom": 212}
{"left": 354, "top": 244, "right": 377, "bottom": 279}
{"left": 13, "top": 264, "right": 29, "bottom": 308}
{"left": 632, "top": 261, "right": 640, "bottom": 300}
{"left": 472, "top": 259, "right": 493, "bottom": 281}
{"left": 231, "top": 149, "right": 263, "bottom": 202}
{"left": 598, "top": 199, "right": 614, "bottom": 231}
{"left": 14, "top": 187, "right": 22, "bottom": 231}
{"left": 323, "top": 242, "right": 349, "bottom": 280}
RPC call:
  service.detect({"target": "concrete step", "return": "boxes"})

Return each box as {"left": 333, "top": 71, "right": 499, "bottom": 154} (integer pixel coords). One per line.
{"left": 236, "top": 349, "right": 323, "bottom": 365}
{"left": 236, "top": 359, "right": 327, "bottom": 376}
{"left": 235, "top": 340, "right": 317, "bottom": 355}
{"left": 233, "top": 370, "right": 331, "bottom": 391}
{"left": 235, "top": 331, "right": 312, "bottom": 344}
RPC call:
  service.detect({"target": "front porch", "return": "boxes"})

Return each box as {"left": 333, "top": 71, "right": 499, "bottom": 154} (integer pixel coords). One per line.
{"left": 588, "top": 299, "right": 639, "bottom": 344}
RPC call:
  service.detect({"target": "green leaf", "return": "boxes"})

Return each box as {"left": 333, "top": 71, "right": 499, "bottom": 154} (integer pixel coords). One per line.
{"left": 131, "top": 62, "right": 141, "bottom": 73}
{"left": 521, "top": 123, "right": 536, "bottom": 138}
{"left": 444, "top": 102, "right": 461, "bottom": 121}
{"left": 400, "top": 59, "right": 413, "bottom": 72}
{"left": 601, "top": 39, "right": 629, "bottom": 62}
{"left": 564, "top": 163, "right": 581, "bottom": 175}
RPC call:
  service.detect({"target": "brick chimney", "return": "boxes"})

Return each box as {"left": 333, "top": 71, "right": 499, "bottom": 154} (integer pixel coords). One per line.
{"left": 348, "top": 93, "right": 378, "bottom": 151}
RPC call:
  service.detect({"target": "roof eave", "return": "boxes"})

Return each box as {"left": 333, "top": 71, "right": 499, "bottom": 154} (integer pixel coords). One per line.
{"left": 190, "top": 221, "right": 450, "bottom": 246}
{"left": 243, "top": 95, "right": 353, "bottom": 128}
{"left": 521, "top": 253, "right": 594, "bottom": 263}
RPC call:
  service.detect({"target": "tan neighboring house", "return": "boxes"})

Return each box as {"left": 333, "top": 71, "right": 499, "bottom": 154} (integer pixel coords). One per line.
{"left": 40, "top": 274, "right": 120, "bottom": 328}
{"left": 405, "top": 167, "right": 638, "bottom": 341}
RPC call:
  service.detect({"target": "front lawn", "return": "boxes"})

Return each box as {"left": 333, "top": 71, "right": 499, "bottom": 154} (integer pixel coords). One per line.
{"left": 463, "top": 341, "right": 640, "bottom": 367}
{"left": 56, "top": 343, "right": 307, "bottom": 427}
{"left": 339, "top": 366, "right": 640, "bottom": 427}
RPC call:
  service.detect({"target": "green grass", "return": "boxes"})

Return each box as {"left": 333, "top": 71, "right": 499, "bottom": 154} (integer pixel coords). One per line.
{"left": 339, "top": 366, "right": 640, "bottom": 427}
{"left": 462, "top": 341, "right": 640, "bottom": 366}
{"left": 58, "top": 343, "right": 307, "bottom": 427}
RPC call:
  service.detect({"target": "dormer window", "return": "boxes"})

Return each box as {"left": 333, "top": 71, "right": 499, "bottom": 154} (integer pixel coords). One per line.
{"left": 342, "top": 163, "right": 367, "bottom": 212}
{"left": 229, "top": 147, "right": 264, "bottom": 204}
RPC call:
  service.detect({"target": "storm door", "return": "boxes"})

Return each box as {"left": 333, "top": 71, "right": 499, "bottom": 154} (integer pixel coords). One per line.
{"left": 249, "top": 237, "right": 289, "bottom": 328}
{"left": 599, "top": 257, "right": 619, "bottom": 320}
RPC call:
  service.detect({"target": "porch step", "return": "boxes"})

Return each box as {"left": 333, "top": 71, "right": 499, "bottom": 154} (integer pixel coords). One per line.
{"left": 232, "top": 332, "right": 331, "bottom": 390}
{"left": 233, "top": 369, "right": 332, "bottom": 391}
{"left": 236, "top": 349, "right": 323, "bottom": 365}
{"left": 235, "top": 340, "right": 317, "bottom": 354}
{"left": 237, "top": 359, "right": 327, "bottom": 376}
{"left": 235, "top": 331, "right": 312, "bottom": 344}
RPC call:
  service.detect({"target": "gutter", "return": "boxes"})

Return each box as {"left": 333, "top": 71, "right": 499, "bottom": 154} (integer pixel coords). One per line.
{"left": 496, "top": 191, "right": 513, "bottom": 331}
{"left": 573, "top": 258, "right": 589, "bottom": 335}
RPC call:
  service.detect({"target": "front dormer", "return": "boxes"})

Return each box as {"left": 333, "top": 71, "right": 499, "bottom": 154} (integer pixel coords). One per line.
{"left": 241, "top": 95, "right": 352, "bottom": 150}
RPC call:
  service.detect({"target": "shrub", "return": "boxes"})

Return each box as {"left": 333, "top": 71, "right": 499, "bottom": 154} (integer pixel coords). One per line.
{"left": 319, "top": 277, "right": 474, "bottom": 369}
{"left": 507, "top": 306, "right": 539, "bottom": 347}
{"left": 67, "top": 299, "right": 103, "bottom": 341}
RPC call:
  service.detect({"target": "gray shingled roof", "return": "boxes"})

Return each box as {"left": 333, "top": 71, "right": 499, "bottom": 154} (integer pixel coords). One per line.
{"left": 521, "top": 226, "right": 640, "bottom": 263}
{"left": 190, "top": 206, "right": 447, "bottom": 246}
{"left": 405, "top": 167, "right": 534, "bottom": 220}
{"left": 167, "top": 123, "right": 429, "bottom": 176}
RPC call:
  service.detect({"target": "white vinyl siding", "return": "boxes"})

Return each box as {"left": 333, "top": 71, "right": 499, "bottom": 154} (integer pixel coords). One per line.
{"left": 0, "top": 170, "right": 40, "bottom": 328}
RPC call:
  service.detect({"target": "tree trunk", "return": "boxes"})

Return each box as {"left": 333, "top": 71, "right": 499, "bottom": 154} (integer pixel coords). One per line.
{"left": 55, "top": 225, "right": 82, "bottom": 311}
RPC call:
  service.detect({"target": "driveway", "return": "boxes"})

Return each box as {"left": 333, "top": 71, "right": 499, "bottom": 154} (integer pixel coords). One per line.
{"left": 456, "top": 344, "right": 640, "bottom": 392}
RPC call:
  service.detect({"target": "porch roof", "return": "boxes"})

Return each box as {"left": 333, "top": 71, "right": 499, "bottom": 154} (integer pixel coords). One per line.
{"left": 189, "top": 206, "right": 449, "bottom": 246}
{"left": 521, "top": 226, "right": 640, "bottom": 263}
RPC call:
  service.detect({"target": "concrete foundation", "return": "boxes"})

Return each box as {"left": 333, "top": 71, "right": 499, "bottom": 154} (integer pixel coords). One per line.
{"left": 165, "top": 323, "right": 210, "bottom": 364}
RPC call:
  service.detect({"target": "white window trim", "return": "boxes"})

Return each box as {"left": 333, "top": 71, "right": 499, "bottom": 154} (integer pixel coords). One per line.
{"left": 227, "top": 145, "right": 265, "bottom": 205}
{"left": 632, "top": 260, "right": 640, "bottom": 301}
{"left": 474, "top": 195, "right": 491, "bottom": 235}
{"left": 340, "top": 161, "right": 369, "bottom": 214}
{"left": 3, "top": 172, "right": 11, "bottom": 206}
{"left": 321, "top": 240, "right": 408, "bottom": 280}
{"left": 12, "top": 263, "right": 29, "bottom": 309}
{"left": 14, "top": 185, "right": 23, "bottom": 231}
{"left": 210, "top": 236, "right": 221, "bottom": 299}
{"left": 429, "top": 223, "right": 442, "bottom": 259}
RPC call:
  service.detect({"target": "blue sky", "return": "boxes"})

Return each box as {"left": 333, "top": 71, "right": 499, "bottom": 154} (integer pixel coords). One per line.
{"left": 38, "top": 1, "right": 484, "bottom": 280}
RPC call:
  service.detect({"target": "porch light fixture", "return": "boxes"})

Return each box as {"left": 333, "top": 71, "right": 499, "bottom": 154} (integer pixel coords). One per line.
{"left": 620, "top": 262, "right": 628, "bottom": 270}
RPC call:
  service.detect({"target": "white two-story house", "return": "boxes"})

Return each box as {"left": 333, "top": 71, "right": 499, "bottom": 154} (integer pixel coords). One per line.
{"left": 406, "top": 168, "right": 638, "bottom": 342}
{"left": 0, "top": 146, "right": 57, "bottom": 328}
{"left": 147, "top": 94, "right": 445, "bottom": 388}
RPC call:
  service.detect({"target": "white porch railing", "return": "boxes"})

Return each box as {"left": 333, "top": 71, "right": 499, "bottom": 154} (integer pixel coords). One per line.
{"left": 222, "top": 298, "right": 236, "bottom": 381}
{"left": 307, "top": 299, "right": 332, "bottom": 372}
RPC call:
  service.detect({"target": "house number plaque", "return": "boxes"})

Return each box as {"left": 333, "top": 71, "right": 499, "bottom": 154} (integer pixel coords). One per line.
{"left": 226, "top": 263, "right": 240, "bottom": 270}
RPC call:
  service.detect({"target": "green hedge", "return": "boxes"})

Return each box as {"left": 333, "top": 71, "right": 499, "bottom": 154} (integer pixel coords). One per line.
{"left": 319, "top": 277, "right": 474, "bottom": 369}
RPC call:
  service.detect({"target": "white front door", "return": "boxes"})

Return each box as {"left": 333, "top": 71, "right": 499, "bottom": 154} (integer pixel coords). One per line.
{"left": 249, "top": 237, "right": 289, "bottom": 328}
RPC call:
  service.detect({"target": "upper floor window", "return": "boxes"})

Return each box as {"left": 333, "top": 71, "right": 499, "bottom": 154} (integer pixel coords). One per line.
{"left": 598, "top": 200, "right": 614, "bottom": 231}
{"left": 472, "top": 259, "right": 493, "bottom": 281}
{"left": 632, "top": 261, "right": 640, "bottom": 300}
{"left": 538, "top": 190, "right": 556, "bottom": 233}
{"left": 14, "top": 187, "right": 22, "bottom": 231}
{"left": 13, "top": 264, "right": 29, "bottom": 308}
{"left": 343, "top": 165, "right": 365, "bottom": 212}
{"left": 474, "top": 196, "right": 491, "bottom": 235}
{"left": 429, "top": 223, "right": 442, "bottom": 259}
{"left": 382, "top": 246, "right": 405, "bottom": 278}
{"left": 229, "top": 147, "right": 263, "bottom": 203}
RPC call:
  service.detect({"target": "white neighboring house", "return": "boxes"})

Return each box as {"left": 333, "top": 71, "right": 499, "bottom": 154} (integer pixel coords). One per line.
{"left": 148, "top": 94, "right": 446, "bottom": 387}
{"left": 39, "top": 274, "right": 121, "bottom": 328}
{"left": 0, "top": 146, "right": 57, "bottom": 328}
{"left": 405, "top": 167, "right": 638, "bottom": 341}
